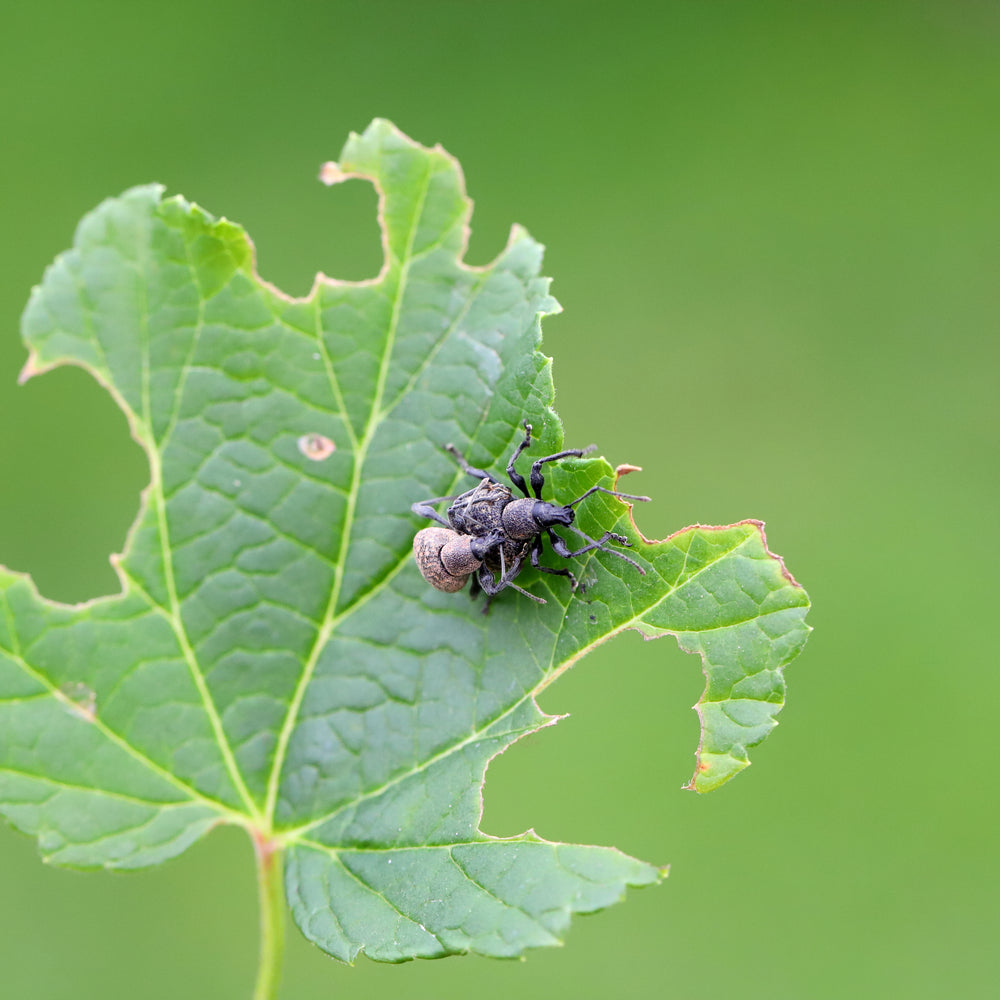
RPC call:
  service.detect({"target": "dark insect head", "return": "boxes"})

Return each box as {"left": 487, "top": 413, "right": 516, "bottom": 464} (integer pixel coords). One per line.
{"left": 531, "top": 502, "right": 574, "bottom": 528}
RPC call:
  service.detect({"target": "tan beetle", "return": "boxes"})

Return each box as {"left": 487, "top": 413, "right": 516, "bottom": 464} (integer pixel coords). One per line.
{"left": 412, "top": 526, "right": 495, "bottom": 594}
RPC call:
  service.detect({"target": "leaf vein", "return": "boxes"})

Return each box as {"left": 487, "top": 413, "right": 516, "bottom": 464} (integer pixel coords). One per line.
{"left": 0, "top": 639, "right": 235, "bottom": 815}
{"left": 263, "top": 155, "right": 435, "bottom": 827}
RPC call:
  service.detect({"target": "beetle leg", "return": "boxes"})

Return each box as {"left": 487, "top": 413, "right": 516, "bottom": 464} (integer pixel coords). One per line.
{"left": 548, "top": 525, "right": 646, "bottom": 574}
{"left": 505, "top": 421, "right": 533, "bottom": 496}
{"left": 477, "top": 551, "right": 546, "bottom": 604}
{"left": 476, "top": 564, "right": 506, "bottom": 599}
{"left": 485, "top": 574, "right": 546, "bottom": 604}
{"left": 530, "top": 535, "right": 578, "bottom": 590}
{"left": 444, "top": 443, "right": 502, "bottom": 484}
{"left": 411, "top": 496, "right": 460, "bottom": 527}
{"left": 565, "top": 485, "right": 651, "bottom": 506}
{"left": 528, "top": 445, "right": 597, "bottom": 499}
{"left": 474, "top": 565, "right": 494, "bottom": 614}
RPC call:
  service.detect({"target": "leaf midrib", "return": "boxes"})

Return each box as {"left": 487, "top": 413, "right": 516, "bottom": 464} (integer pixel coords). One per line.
{"left": 262, "top": 153, "right": 435, "bottom": 830}
{"left": 138, "top": 218, "right": 261, "bottom": 821}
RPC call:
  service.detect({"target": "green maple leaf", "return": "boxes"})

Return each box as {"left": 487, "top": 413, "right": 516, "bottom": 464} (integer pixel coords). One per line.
{"left": 0, "top": 120, "right": 810, "bottom": 980}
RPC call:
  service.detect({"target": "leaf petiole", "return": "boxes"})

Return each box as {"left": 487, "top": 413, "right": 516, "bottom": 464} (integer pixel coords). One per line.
{"left": 252, "top": 831, "right": 286, "bottom": 1000}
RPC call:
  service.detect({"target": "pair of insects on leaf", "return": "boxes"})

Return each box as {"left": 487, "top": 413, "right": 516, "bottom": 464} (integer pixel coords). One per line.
{"left": 411, "top": 422, "right": 649, "bottom": 608}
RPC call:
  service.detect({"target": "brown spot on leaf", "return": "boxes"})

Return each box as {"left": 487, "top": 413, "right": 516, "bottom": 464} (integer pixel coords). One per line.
{"left": 298, "top": 433, "right": 336, "bottom": 461}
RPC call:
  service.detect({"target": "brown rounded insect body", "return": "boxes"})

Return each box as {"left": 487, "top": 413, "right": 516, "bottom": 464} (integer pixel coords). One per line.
{"left": 411, "top": 421, "right": 650, "bottom": 608}
{"left": 412, "top": 527, "right": 487, "bottom": 592}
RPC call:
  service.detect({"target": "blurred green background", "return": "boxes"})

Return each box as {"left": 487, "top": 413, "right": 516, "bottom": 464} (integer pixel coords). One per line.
{"left": 2, "top": 1, "right": 997, "bottom": 997}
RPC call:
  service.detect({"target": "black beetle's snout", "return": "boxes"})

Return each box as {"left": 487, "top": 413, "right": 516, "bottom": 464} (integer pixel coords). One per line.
{"left": 534, "top": 502, "right": 574, "bottom": 528}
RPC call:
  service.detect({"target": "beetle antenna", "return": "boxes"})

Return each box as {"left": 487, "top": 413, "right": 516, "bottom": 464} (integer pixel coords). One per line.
{"left": 508, "top": 582, "right": 547, "bottom": 604}
{"left": 565, "top": 485, "right": 651, "bottom": 507}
